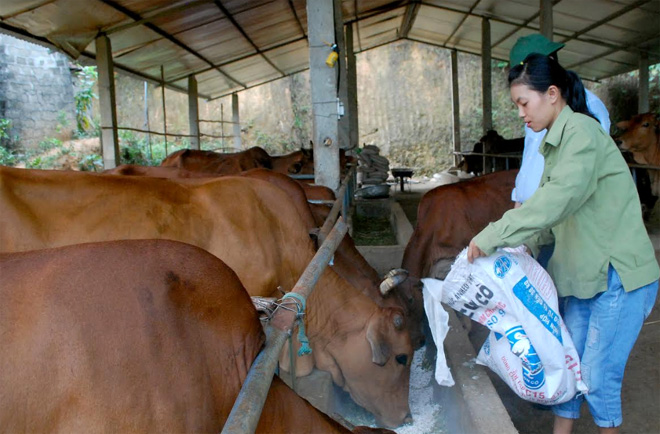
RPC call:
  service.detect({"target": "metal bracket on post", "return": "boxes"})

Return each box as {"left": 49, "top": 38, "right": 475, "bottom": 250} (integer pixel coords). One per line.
{"left": 336, "top": 98, "right": 345, "bottom": 119}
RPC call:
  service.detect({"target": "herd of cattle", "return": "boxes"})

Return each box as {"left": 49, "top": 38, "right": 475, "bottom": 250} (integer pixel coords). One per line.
{"left": 0, "top": 111, "right": 658, "bottom": 432}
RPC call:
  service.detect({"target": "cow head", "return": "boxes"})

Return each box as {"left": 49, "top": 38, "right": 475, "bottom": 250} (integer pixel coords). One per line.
{"left": 314, "top": 307, "right": 413, "bottom": 428}
{"left": 615, "top": 113, "right": 660, "bottom": 158}
{"left": 281, "top": 148, "right": 314, "bottom": 174}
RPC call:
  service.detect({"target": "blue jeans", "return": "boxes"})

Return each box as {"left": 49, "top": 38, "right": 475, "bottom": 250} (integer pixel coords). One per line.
{"left": 552, "top": 265, "right": 658, "bottom": 428}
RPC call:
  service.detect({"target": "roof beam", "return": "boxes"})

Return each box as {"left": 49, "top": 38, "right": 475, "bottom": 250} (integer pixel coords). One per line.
{"left": 399, "top": 1, "right": 420, "bottom": 39}
{"left": 0, "top": 0, "right": 57, "bottom": 20}
{"left": 419, "top": 1, "right": 656, "bottom": 57}
{"left": 104, "top": 0, "right": 213, "bottom": 36}
{"left": 164, "top": 35, "right": 307, "bottom": 86}
{"left": 287, "top": 0, "right": 307, "bottom": 38}
{"left": 443, "top": 0, "right": 481, "bottom": 47}
{"left": 567, "top": 33, "right": 660, "bottom": 73}
{"left": 96, "top": 0, "right": 246, "bottom": 89}
{"left": 492, "top": 0, "right": 563, "bottom": 48}
{"left": 211, "top": 0, "right": 286, "bottom": 76}
{"left": 0, "top": 21, "right": 210, "bottom": 97}
{"left": 557, "top": 0, "right": 651, "bottom": 45}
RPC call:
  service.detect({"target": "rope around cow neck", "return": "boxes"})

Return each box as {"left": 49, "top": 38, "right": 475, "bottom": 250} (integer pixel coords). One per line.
{"left": 281, "top": 292, "right": 312, "bottom": 357}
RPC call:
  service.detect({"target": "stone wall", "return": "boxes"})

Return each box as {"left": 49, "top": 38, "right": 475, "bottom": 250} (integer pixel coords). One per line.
{"left": 0, "top": 34, "right": 75, "bottom": 149}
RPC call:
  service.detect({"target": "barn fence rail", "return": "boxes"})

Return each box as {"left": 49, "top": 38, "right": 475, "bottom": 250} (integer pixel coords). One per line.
{"left": 222, "top": 165, "right": 356, "bottom": 434}
{"left": 221, "top": 217, "right": 348, "bottom": 434}
{"left": 453, "top": 151, "right": 522, "bottom": 173}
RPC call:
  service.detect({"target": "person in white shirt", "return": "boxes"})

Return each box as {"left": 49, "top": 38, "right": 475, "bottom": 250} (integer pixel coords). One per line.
{"left": 509, "top": 34, "right": 611, "bottom": 206}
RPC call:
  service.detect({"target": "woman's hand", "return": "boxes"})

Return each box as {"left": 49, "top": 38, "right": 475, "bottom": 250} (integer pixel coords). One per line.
{"left": 467, "top": 240, "right": 487, "bottom": 263}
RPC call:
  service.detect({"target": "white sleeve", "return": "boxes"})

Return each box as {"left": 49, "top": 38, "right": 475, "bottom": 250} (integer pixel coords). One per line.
{"left": 585, "top": 89, "right": 611, "bottom": 134}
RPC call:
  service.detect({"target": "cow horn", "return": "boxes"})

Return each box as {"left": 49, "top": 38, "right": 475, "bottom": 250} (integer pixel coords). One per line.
{"left": 379, "top": 268, "right": 409, "bottom": 295}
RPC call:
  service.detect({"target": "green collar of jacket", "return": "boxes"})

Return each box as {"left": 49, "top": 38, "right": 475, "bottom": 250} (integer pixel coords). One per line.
{"left": 542, "top": 104, "right": 573, "bottom": 149}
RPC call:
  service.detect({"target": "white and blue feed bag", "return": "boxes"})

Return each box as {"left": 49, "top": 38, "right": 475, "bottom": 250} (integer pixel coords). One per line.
{"left": 422, "top": 246, "right": 587, "bottom": 405}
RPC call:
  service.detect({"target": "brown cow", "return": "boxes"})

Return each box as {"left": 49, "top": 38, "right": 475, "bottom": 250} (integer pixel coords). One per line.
{"left": 0, "top": 166, "right": 412, "bottom": 428}
{"left": 161, "top": 146, "right": 315, "bottom": 175}
{"left": 0, "top": 239, "right": 393, "bottom": 433}
{"left": 398, "top": 170, "right": 518, "bottom": 339}
{"left": 271, "top": 147, "right": 315, "bottom": 174}
{"left": 615, "top": 112, "right": 660, "bottom": 196}
{"left": 102, "top": 165, "right": 417, "bottom": 345}
{"left": 160, "top": 147, "right": 272, "bottom": 174}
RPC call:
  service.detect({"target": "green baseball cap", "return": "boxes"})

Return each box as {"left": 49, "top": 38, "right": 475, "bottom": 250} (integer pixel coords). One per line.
{"left": 509, "top": 34, "right": 565, "bottom": 66}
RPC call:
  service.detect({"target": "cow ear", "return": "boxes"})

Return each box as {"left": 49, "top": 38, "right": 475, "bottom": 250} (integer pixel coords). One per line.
{"left": 616, "top": 120, "right": 630, "bottom": 130}
{"left": 366, "top": 316, "right": 391, "bottom": 366}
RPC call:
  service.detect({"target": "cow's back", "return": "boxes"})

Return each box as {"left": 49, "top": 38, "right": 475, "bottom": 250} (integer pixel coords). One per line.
{"left": 0, "top": 239, "right": 264, "bottom": 432}
{"left": 404, "top": 169, "right": 517, "bottom": 279}
{"left": 160, "top": 148, "right": 272, "bottom": 174}
{"left": 0, "top": 167, "right": 312, "bottom": 296}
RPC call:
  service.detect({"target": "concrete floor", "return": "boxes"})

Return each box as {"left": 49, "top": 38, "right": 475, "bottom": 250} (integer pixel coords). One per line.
{"left": 389, "top": 177, "right": 660, "bottom": 434}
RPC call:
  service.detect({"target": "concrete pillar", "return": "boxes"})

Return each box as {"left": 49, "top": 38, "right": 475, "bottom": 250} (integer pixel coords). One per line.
{"left": 639, "top": 53, "right": 650, "bottom": 114}
{"left": 482, "top": 18, "right": 492, "bottom": 135}
{"left": 540, "top": 0, "right": 553, "bottom": 40}
{"left": 346, "top": 23, "right": 359, "bottom": 150}
{"left": 307, "top": 0, "right": 341, "bottom": 190}
{"left": 232, "top": 93, "right": 241, "bottom": 150}
{"left": 96, "top": 34, "right": 119, "bottom": 169}
{"left": 451, "top": 50, "right": 461, "bottom": 167}
{"left": 334, "top": 0, "right": 349, "bottom": 150}
{"left": 188, "top": 76, "right": 200, "bottom": 150}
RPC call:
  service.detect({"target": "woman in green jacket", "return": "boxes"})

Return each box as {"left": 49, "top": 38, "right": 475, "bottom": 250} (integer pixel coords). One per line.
{"left": 467, "top": 53, "right": 659, "bottom": 434}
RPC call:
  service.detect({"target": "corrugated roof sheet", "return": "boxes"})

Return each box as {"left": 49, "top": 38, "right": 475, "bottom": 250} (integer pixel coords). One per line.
{"left": 1, "top": 0, "right": 659, "bottom": 100}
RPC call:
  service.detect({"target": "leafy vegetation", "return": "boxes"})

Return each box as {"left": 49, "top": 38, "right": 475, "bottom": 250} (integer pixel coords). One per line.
{"left": 74, "top": 66, "right": 98, "bottom": 137}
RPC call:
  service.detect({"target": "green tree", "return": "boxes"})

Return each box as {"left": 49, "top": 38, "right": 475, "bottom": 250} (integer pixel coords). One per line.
{"left": 74, "top": 66, "right": 98, "bottom": 136}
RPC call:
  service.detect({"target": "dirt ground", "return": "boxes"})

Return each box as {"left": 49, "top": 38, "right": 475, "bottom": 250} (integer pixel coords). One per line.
{"left": 392, "top": 178, "right": 660, "bottom": 434}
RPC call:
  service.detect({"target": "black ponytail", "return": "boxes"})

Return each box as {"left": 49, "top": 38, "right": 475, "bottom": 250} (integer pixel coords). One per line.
{"left": 508, "top": 53, "right": 595, "bottom": 120}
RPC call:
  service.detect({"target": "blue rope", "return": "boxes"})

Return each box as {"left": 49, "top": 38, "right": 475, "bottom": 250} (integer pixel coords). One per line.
{"left": 282, "top": 292, "right": 312, "bottom": 357}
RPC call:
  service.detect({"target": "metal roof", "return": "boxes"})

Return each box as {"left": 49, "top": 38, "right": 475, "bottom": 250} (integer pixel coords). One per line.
{"left": 1, "top": 0, "right": 659, "bottom": 100}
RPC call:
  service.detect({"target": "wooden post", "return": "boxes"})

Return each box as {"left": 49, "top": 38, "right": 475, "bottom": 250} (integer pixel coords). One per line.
{"left": 482, "top": 18, "right": 492, "bottom": 172}
{"left": 188, "top": 76, "right": 200, "bottom": 149}
{"left": 232, "top": 93, "right": 241, "bottom": 150}
{"left": 96, "top": 34, "right": 119, "bottom": 169}
{"left": 161, "top": 66, "right": 168, "bottom": 156}
{"left": 481, "top": 18, "right": 492, "bottom": 135}
{"left": 307, "top": 0, "right": 341, "bottom": 190}
{"left": 540, "top": 0, "right": 553, "bottom": 40}
{"left": 221, "top": 104, "right": 225, "bottom": 148}
{"left": 346, "top": 23, "right": 359, "bottom": 150}
{"left": 144, "top": 81, "right": 152, "bottom": 160}
{"left": 451, "top": 49, "right": 461, "bottom": 167}
{"left": 639, "top": 52, "right": 650, "bottom": 114}
{"left": 334, "top": 0, "right": 349, "bottom": 150}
